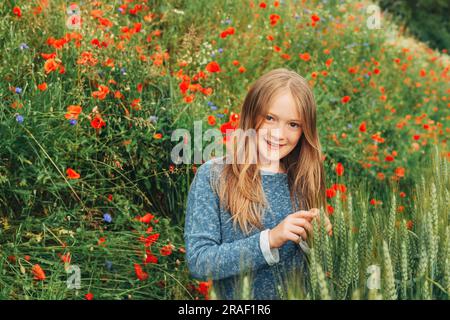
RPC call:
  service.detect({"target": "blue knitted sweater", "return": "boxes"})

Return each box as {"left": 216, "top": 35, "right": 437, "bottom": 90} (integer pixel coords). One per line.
{"left": 184, "top": 157, "right": 308, "bottom": 300}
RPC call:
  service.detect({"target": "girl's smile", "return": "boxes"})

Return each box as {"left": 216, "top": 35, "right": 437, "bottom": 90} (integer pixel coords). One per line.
{"left": 263, "top": 137, "right": 287, "bottom": 150}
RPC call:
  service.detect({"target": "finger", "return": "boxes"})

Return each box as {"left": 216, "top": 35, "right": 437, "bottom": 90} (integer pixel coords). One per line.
{"left": 287, "top": 231, "right": 302, "bottom": 243}
{"left": 290, "top": 225, "right": 306, "bottom": 238}
{"left": 292, "top": 210, "right": 317, "bottom": 221}
{"left": 289, "top": 228, "right": 307, "bottom": 242}
{"left": 290, "top": 218, "right": 313, "bottom": 235}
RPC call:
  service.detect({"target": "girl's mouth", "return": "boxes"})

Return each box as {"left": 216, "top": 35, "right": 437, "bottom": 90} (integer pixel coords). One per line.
{"left": 264, "top": 138, "right": 286, "bottom": 150}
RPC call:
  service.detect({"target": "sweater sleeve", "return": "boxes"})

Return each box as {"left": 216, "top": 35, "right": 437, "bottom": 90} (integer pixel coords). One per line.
{"left": 260, "top": 229, "right": 280, "bottom": 265}
{"left": 184, "top": 161, "right": 270, "bottom": 281}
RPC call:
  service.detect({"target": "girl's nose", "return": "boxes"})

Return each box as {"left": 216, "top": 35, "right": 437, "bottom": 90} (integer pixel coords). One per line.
{"left": 270, "top": 127, "right": 284, "bottom": 142}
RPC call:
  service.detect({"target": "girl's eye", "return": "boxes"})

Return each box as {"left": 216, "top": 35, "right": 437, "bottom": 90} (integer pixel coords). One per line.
{"left": 265, "top": 115, "right": 274, "bottom": 121}
{"left": 290, "top": 122, "right": 301, "bottom": 128}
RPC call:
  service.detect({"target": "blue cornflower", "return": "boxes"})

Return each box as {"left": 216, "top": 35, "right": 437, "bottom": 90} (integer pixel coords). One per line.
{"left": 148, "top": 115, "right": 158, "bottom": 124}
{"left": 210, "top": 105, "right": 218, "bottom": 111}
{"left": 207, "top": 101, "right": 213, "bottom": 106}
{"left": 16, "top": 114, "right": 24, "bottom": 124}
{"left": 347, "top": 123, "right": 353, "bottom": 129}
{"left": 218, "top": 48, "right": 223, "bottom": 54}
{"left": 120, "top": 67, "right": 127, "bottom": 75}
{"left": 210, "top": 53, "right": 216, "bottom": 58}
{"left": 69, "top": 119, "right": 77, "bottom": 126}
{"left": 225, "top": 18, "right": 232, "bottom": 25}
{"left": 15, "top": 87, "right": 22, "bottom": 94}
{"left": 105, "top": 260, "right": 113, "bottom": 271}
{"left": 216, "top": 113, "right": 225, "bottom": 118}
{"left": 103, "top": 213, "right": 112, "bottom": 223}
{"left": 19, "top": 43, "right": 29, "bottom": 50}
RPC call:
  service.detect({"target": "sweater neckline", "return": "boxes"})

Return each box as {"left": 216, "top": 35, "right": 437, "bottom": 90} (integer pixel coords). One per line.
{"left": 259, "top": 169, "right": 287, "bottom": 176}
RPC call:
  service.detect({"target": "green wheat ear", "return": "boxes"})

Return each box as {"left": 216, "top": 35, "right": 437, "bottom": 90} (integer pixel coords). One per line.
{"left": 241, "top": 274, "right": 251, "bottom": 300}
{"left": 209, "top": 284, "right": 218, "bottom": 300}
{"left": 368, "top": 288, "right": 382, "bottom": 300}
{"left": 382, "top": 240, "right": 397, "bottom": 300}
{"left": 445, "top": 226, "right": 450, "bottom": 298}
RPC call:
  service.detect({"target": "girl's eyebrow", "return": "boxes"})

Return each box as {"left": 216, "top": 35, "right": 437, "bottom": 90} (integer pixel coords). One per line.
{"left": 267, "top": 112, "right": 301, "bottom": 122}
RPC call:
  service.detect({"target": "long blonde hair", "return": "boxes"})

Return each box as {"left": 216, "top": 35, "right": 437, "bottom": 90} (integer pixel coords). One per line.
{"left": 212, "top": 68, "right": 326, "bottom": 236}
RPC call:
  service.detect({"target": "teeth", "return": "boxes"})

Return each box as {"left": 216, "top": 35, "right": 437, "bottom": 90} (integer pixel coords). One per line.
{"left": 266, "top": 140, "right": 283, "bottom": 148}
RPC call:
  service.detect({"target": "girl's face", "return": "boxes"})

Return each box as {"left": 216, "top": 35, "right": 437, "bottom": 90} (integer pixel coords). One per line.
{"left": 257, "top": 91, "right": 303, "bottom": 166}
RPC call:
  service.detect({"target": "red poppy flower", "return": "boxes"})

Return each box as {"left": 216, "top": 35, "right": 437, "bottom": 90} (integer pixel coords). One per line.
{"left": 230, "top": 113, "right": 239, "bottom": 122}
{"left": 85, "top": 292, "right": 94, "bottom": 300}
{"left": 90, "top": 116, "right": 106, "bottom": 129}
{"left": 134, "top": 263, "right": 148, "bottom": 281}
{"left": 220, "top": 121, "right": 237, "bottom": 134}
{"left": 270, "top": 14, "right": 281, "bottom": 26}
{"left": 60, "top": 253, "right": 71, "bottom": 264}
{"left": 326, "top": 205, "right": 334, "bottom": 215}
{"left": 332, "top": 183, "right": 346, "bottom": 193}
{"left": 206, "top": 61, "right": 221, "bottom": 73}
{"left": 299, "top": 53, "right": 311, "bottom": 61}
{"left": 66, "top": 168, "right": 80, "bottom": 179}
{"left": 335, "top": 162, "right": 344, "bottom": 176}
{"left": 41, "top": 53, "right": 56, "bottom": 60}
{"left": 220, "top": 27, "right": 235, "bottom": 38}
{"left": 32, "top": 264, "right": 46, "bottom": 281}
{"left": 144, "top": 249, "right": 158, "bottom": 264}
{"left": 326, "top": 188, "right": 336, "bottom": 198}
{"left": 13, "top": 6, "right": 22, "bottom": 18}
{"left": 341, "top": 96, "right": 351, "bottom": 103}
{"left": 140, "top": 233, "right": 159, "bottom": 247}
{"left": 160, "top": 244, "right": 173, "bottom": 256}
{"left": 359, "top": 121, "right": 367, "bottom": 132}
{"left": 395, "top": 167, "right": 405, "bottom": 178}
{"left": 197, "top": 281, "right": 211, "bottom": 297}
{"left": 65, "top": 105, "right": 82, "bottom": 120}
{"left": 208, "top": 115, "right": 216, "bottom": 126}
{"left": 37, "top": 83, "right": 48, "bottom": 91}
{"left": 406, "top": 220, "right": 413, "bottom": 230}
{"left": 91, "top": 85, "right": 110, "bottom": 100}
{"left": 139, "top": 213, "right": 154, "bottom": 224}
{"left": 44, "top": 58, "right": 60, "bottom": 74}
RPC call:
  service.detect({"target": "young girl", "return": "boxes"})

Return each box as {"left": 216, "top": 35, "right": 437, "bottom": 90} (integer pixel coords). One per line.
{"left": 184, "top": 68, "right": 332, "bottom": 300}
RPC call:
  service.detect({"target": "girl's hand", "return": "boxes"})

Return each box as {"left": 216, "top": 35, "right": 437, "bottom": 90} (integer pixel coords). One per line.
{"left": 268, "top": 211, "right": 315, "bottom": 249}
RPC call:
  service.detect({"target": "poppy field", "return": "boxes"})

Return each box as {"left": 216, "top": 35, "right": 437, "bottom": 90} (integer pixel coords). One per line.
{"left": 0, "top": 0, "right": 449, "bottom": 300}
